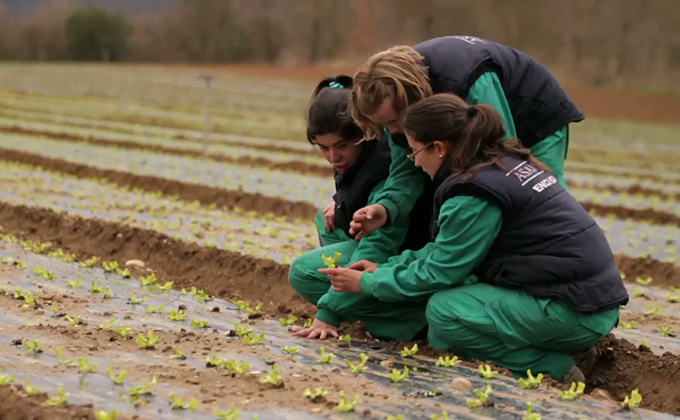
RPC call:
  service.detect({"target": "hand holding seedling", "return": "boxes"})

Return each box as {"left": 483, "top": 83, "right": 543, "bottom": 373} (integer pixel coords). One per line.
{"left": 318, "top": 267, "right": 363, "bottom": 293}
{"left": 350, "top": 204, "right": 388, "bottom": 239}
{"left": 293, "top": 318, "right": 338, "bottom": 340}
{"left": 347, "top": 259, "right": 378, "bottom": 273}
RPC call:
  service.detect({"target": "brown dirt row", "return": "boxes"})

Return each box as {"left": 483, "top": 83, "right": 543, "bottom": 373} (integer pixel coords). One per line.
{"left": 1, "top": 125, "right": 330, "bottom": 177}
{"left": 582, "top": 203, "right": 680, "bottom": 226}
{"left": 0, "top": 147, "right": 319, "bottom": 222}
{"left": 1, "top": 202, "right": 680, "bottom": 414}
{"left": 0, "top": 386, "right": 99, "bottom": 420}
{"left": 614, "top": 255, "right": 680, "bottom": 290}
{"left": 568, "top": 165, "right": 680, "bottom": 186}
{"left": 568, "top": 181, "right": 680, "bottom": 202}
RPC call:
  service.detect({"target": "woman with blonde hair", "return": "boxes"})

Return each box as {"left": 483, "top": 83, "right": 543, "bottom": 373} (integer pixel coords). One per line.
{"left": 347, "top": 36, "right": 582, "bottom": 239}
{"left": 321, "top": 93, "right": 627, "bottom": 383}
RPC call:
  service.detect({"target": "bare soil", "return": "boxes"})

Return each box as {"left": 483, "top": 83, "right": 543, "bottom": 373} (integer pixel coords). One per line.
{"left": 0, "top": 386, "right": 98, "bottom": 420}
{"left": 568, "top": 181, "right": 680, "bottom": 202}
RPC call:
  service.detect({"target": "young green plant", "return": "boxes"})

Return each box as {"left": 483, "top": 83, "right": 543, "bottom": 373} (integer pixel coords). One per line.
{"left": 400, "top": 343, "right": 418, "bottom": 358}
{"left": 519, "top": 370, "right": 544, "bottom": 389}
{"left": 558, "top": 382, "right": 585, "bottom": 400}
{"left": 466, "top": 384, "right": 494, "bottom": 408}
{"left": 335, "top": 391, "right": 360, "bottom": 412}
{"left": 259, "top": 363, "right": 283, "bottom": 388}
{"left": 622, "top": 389, "right": 643, "bottom": 411}
{"left": 345, "top": 353, "right": 369, "bottom": 375}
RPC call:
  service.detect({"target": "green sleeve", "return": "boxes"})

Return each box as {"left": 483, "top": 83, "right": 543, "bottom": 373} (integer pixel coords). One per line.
{"left": 372, "top": 131, "right": 430, "bottom": 224}
{"left": 360, "top": 196, "right": 502, "bottom": 302}
{"left": 466, "top": 72, "right": 517, "bottom": 139}
{"left": 315, "top": 180, "right": 412, "bottom": 326}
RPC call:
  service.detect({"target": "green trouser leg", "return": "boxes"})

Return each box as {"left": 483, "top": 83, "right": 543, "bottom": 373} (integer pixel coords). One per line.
{"left": 425, "top": 282, "right": 619, "bottom": 380}
{"left": 530, "top": 125, "right": 569, "bottom": 189}
{"left": 314, "top": 207, "right": 353, "bottom": 247}
{"left": 288, "top": 238, "right": 427, "bottom": 341}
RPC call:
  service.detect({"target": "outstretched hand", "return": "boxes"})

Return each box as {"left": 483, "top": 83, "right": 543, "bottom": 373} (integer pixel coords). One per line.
{"left": 349, "top": 204, "right": 388, "bottom": 240}
{"left": 293, "top": 318, "right": 339, "bottom": 340}
{"left": 318, "top": 267, "right": 363, "bottom": 293}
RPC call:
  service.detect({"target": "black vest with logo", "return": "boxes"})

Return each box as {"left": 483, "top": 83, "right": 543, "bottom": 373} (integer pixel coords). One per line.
{"left": 415, "top": 36, "right": 585, "bottom": 148}
{"left": 432, "top": 156, "right": 629, "bottom": 313}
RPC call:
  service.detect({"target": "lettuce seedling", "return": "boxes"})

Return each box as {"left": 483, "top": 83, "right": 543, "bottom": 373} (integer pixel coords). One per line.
{"left": 282, "top": 346, "right": 299, "bottom": 355}
{"left": 519, "top": 370, "right": 543, "bottom": 389}
{"left": 55, "top": 347, "right": 73, "bottom": 366}
{"left": 659, "top": 324, "right": 673, "bottom": 336}
{"left": 280, "top": 314, "right": 298, "bottom": 326}
{"left": 225, "top": 360, "right": 250, "bottom": 374}
{"left": 0, "top": 256, "right": 12, "bottom": 264}
{"left": 400, "top": 343, "right": 418, "bottom": 358}
{"left": 16, "top": 261, "right": 26, "bottom": 269}
{"left": 129, "top": 376, "right": 157, "bottom": 398}
{"left": 389, "top": 366, "right": 410, "bottom": 383}
{"left": 244, "top": 331, "right": 265, "bottom": 345}
{"left": 431, "top": 411, "right": 449, "bottom": 420}
{"left": 62, "top": 253, "right": 77, "bottom": 263}
{"left": 91, "top": 279, "right": 106, "bottom": 293}
{"left": 102, "top": 261, "right": 119, "bottom": 272}
{"left": 523, "top": 402, "right": 541, "bottom": 420}
{"left": 636, "top": 276, "right": 653, "bottom": 286}
{"left": 136, "top": 331, "right": 160, "bottom": 350}
{"left": 169, "top": 393, "right": 199, "bottom": 410}
{"left": 622, "top": 389, "right": 643, "bottom": 411}
{"left": 621, "top": 321, "right": 638, "bottom": 329}
{"left": 466, "top": 384, "right": 494, "bottom": 407}
{"left": 13, "top": 289, "right": 22, "bottom": 299}
{"left": 48, "top": 249, "right": 64, "bottom": 258}
{"left": 128, "top": 293, "right": 148, "bottom": 304}
{"left": 190, "top": 319, "right": 209, "bottom": 329}
{"left": 67, "top": 278, "right": 83, "bottom": 288}
{"left": 181, "top": 286, "right": 198, "bottom": 295}
{"left": 303, "top": 318, "right": 313, "bottom": 328}
{"left": 115, "top": 267, "right": 131, "bottom": 278}
{"left": 81, "top": 256, "right": 98, "bottom": 268}
{"left": 206, "top": 354, "right": 227, "bottom": 368}
{"left": 387, "top": 414, "right": 404, "bottom": 420}
{"left": 321, "top": 252, "right": 342, "bottom": 269}
{"left": 671, "top": 286, "right": 680, "bottom": 293}
{"left": 558, "top": 382, "right": 585, "bottom": 400}
{"left": 65, "top": 315, "right": 82, "bottom": 326}
{"left": 168, "top": 309, "right": 187, "bottom": 321}
{"left": 646, "top": 306, "right": 662, "bottom": 315}
{"left": 214, "top": 408, "right": 240, "bottom": 420}
{"left": 318, "top": 346, "right": 336, "bottom": 363}
{"left": 436, "top": 355, "right": 459, "bottom": 368}
{"left": 339, "top": 334, "right": 351, "bottom": 343}
{"left": 146, "top": 304, "right": 165, "bottom": 314}
{"left": 479, "top": 364, "right": 498, "bottom": 379}
{"left": 95, "top": 410, "right": 118, "bottom": 420}
{"left": 666, "top": 294, "right": 680, "bottom": 303}
{"left": 23, "top": 339, "right": 42, "bottom": 355}
{"left": 106, "top": 366, "right": 126, "bottom": 385}
{"left": 259, "top": 363, "right": 283, "bottom": 388}
{"left": 345, "top": 353, "right": 369, "bottom": 375}
{"left": 114, "top": 325, "right": 133, "bottom": 339}
{"left": 24, "top": 379, "right": 41, "bottom": 395}
{"left": 46, "top": 385, "right": 69, "bottom": 406}
{"left": 78, "top": 356, "right": 97, "bottom": 373}
{"left": 21, "top": 292, "right": 37, "bottom": 310}
{"left": 98, "top": 318, "right": 115, "bottom": 330}
{"left": 304, "top": 387, "right": 328, "bottom": 402}
{"left": 233, "top": 322, "right": 253, "bottom": 337}
{"left": 154, "top": 281, "right": 173, "bottom": 292}
{"left": 195, "top": 289, "right": 211, "bottom": 303}
{"left": 335, "top": 391, "right": 360, "bottom": 412}
{"left": 0, "top": 373, "right": 15, "bottom": 386}
{"left": 139, "top": 273, "right": 156, "bottom": 287}
{"left": 170, "top": 346, "right": 186, "bottom": 360}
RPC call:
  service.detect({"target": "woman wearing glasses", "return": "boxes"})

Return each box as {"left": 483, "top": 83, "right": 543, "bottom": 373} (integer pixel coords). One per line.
{"left": 348, "top": 36, "right": 582, "bottom": 240}
{"left": 289, "top": 75, "right": 431, "bottom": 341}
{"left": 321, "top": 93, "right": 627, "bottom": 383}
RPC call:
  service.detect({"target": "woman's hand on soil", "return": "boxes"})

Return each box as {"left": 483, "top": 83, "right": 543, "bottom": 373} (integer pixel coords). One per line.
{"left": 293, "top": 318, "right": 339, "bottom": 340}
{"left": 323, "top": 201, "right": 336, "bottom": 231}
{"left": 318, "top": 267, "right": 363, "bottom": 293}
{"left": 350, "top": 204, "right": 387, "bottom": 239}
{"left": 347, "top": 260, "right": 378, "bottom": 273}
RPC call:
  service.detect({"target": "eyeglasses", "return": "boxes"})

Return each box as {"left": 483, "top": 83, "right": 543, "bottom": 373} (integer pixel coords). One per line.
{"left": 407, "top": 143, "right": 433, "bottom": 161}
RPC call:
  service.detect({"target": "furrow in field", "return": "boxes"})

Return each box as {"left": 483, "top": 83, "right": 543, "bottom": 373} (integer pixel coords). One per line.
{"left": 568, "top": 181, "right": 680, "bottom": 202}
{"left": 583, "top": 203, "right": 680, "bottom": 226}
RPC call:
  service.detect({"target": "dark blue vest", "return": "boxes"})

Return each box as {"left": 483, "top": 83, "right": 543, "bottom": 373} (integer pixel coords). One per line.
{"left": 433, "top": 157, "right": 629, "bottom": 313}
{"left": 415, "top": 36, "right": 585, "bottom": 148}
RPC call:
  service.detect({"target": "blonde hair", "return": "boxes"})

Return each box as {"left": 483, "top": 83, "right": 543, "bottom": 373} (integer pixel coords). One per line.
{"left": 351, "top": 45, "right": 433, "bottom": 140}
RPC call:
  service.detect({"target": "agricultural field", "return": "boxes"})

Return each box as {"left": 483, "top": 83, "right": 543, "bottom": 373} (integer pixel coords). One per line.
{"left": 0, "top": 63, "right": 679, "bottom": 419}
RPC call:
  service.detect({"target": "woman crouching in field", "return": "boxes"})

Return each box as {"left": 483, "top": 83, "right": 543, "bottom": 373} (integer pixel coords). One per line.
{"left": 321, "top": 93, "right": 628, "bottom": 383}
{"left": 289, "top": 75, "right": 430, "bottom": 342}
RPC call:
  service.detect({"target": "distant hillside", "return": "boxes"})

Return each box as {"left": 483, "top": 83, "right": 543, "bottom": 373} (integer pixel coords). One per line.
{"left": 0, "top": 0, "right": 180, "bottom": 15}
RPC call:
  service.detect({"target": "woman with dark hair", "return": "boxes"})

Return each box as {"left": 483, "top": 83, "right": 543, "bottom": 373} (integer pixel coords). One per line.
{"left": 289, "top": 75, "right": 430, "bottom": 341}
{"left": 321, "top": 93, "right": 628, "bottom": 383}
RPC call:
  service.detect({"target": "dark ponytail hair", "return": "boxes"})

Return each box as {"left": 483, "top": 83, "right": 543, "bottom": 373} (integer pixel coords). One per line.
{"left": 401, "top": 93, "right": 549, "bottom": 176}
{"left": 307, "top": 75, "right": 364, "bottom": 144}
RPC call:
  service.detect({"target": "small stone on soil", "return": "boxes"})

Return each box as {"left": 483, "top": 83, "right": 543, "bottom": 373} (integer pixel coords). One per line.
{"left": 125, "top": 259, "right": 145, "bottom": 268}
